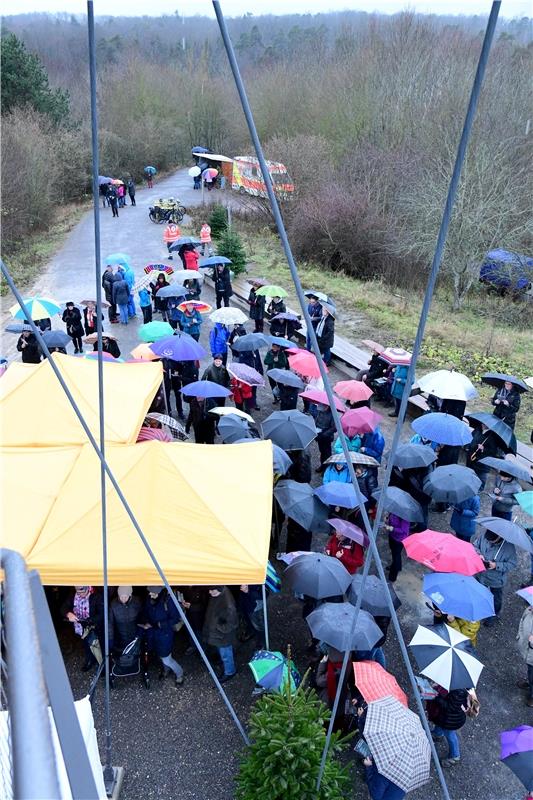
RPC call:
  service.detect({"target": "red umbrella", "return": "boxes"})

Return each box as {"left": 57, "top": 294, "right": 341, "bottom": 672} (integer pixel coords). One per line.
{"left": 380, "top": 347, "right": 412, "bottom": 365}
{"left": 289, "top": 351, "right": 328, "bottom": 378}
{"left": 334, "top": 380, "right": 373, "bottom": 403}
{"left": 341, "top": 407, "right": 382, "bottom": 435}
{"left": 403, "top": 530, "right": 486, "bottom": 576}
{"left": 136, "top": 426, "right": 172, "bottom": 443}
{"left": 353, "top": 661, "right": 408, "bottom": 707}
{"left": 299, "top": 389, "right": 345, "bottom": 412}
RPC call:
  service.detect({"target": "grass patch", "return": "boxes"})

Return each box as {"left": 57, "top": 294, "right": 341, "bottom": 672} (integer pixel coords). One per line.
{"left": 1, "top": 199, "right": 91, "bottom": 295}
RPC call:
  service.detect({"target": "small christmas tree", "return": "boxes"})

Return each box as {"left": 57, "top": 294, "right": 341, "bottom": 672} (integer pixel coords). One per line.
{"left": 235, "top": 674, "right": 351, "bottom": 800}
{"left": 216, "top": 228, "right": 247, "bottom": 276}
{"left": 208, "top": 204, "right": 229, "bottom": 238}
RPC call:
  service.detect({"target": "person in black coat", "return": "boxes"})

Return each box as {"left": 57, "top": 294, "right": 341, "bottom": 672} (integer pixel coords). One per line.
{"left": 179, "top": 586, "right": 209, "bottom": 653}
{"left": 279, "top": 383, "right": 299, "bottom": 411}
{"left": 315, "top": 404, "right": 336, "bottom": 472}
{"left": 61, "top": 587, "right": 104, "bottom": 671}
{"left": 492, "top": 381, "right": 521, "bottom": 429}
{"left": 213, "top": 265, "right": 233, "bottom": 308}
{"left": 62, "top": 302, "right": 84, "bottom": 353}
{"left": 465, "top": 424, "right": 501, "bottom": 488}
{"left": 16, "top": 331, "right": 42, "bottom": 363}
{"left": 268, "top": 298, "right": 286, "bottom": 337}
{"left": 92, "top": 337, "right": 121, "bottom": 359}
{"left": 109, "top": 586, "right": 142, "bottom": 653}
{"left": 316, "top": 307, "right": 335, "bottom": 365}
{"left": 102, "top": 267, "right": 117, "bottom": 323}
{"left": 140, "top": 587, "right": 183, "bottom": 686}
{"left": 185, "top": 397, "right": 217, "bottom": 443}
{"left": 287, "top": 450, "right": 312, "bottom": 483}
{"left": 427, "top": 686, "right": 468, "bottom": 765}
{"left": 248, "top": 285, "right": 266, "bottom": 332}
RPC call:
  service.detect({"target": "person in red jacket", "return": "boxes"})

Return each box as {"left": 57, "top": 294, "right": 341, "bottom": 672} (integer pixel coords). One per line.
{"left": 324, "top": 531, "right": 364, "bottom": 574}
{"left": 183, "top": 248, "right": 199, "bottom": 271}
{"left": 231, "top": 378, "right": 253, "bottom": 413}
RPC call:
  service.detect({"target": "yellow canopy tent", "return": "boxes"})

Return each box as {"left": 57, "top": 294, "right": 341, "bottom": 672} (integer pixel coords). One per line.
{"left": 1, "top": 440, "right": 273, "bottom": 585}
{"left": 0, "top": 354, "right": 162, "bottom": 446}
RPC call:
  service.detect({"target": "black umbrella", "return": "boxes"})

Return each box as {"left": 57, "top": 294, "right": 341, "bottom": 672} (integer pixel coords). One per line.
{"left": 372, "top": 486, "right": 424, "bottom": 523}
{"left": 230, "top": 333, "right": 270, "bottom": 352}
{"left": 466, "top": 412, "right": 517, "bottom": 453}
{"left": 481, "top": 372, "right": 529, "bottom": 393}
{"left": 218, "top": 415, "right": 251, "bottom": 444}
{"left": 347, "top": 574, "right": 401, "bottom": 617}
{"left": 274, "top": 480, "right": 329, "bottom": 532}
{"left": 42, "top": 330, "right": 71, "bottom": 348}
{"left": 477, "top": 517, "right": 533, "bottom": 553}
{"left": 262, "top": 410, "right": 317, "bottom": 451}
{"left": 501, "top": 752, "right": 533, "bottom": 792}
{"left": 478, "top": 457, "right": 532, "bottom": 484}
{"left": 423, "top": 465, "right": 481, "bottom": 504}
{"left": 307, "top": 602, "right": 382, "bottom": 651}
{"left": 391, "top": 443, "right": 437, "bottom": 470}
{"left": 168, "top": 237, "right": 201, "bottom": 251}
{"left": 285, "top": 555, "right": 352, "bottom": 600}
{"left": 266, "top": 369, "right": 305, "bottom": 389}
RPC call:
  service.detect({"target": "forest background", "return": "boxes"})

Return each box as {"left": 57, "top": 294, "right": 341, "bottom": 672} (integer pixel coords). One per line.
{"left": 1, "top": 9, "right": 532, "bottom": 436}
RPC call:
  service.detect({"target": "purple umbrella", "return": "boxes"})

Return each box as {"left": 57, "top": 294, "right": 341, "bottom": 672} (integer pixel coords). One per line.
{"left": 271, "top": 312, "right": 300, "bottom": 322}
{"left": 327, "top": 518, "right": 369, "bottom": 547}
{"left": 228, "top": 363, "right": 265, "bottom": 387}
{"left": 180, "top": 380, "right": 232, "bottom": 398}
{"left": 315, "top": 483, "right": 367, "bottom": 509}
{"left": 150, "top": 334, "right": 206, "bottom": 362}
{"left": 500, "top": 726, "right": 533, "bottom": 760}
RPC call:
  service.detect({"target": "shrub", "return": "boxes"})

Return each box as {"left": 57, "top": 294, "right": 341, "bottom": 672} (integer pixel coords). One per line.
{"left": 235, "top": 678, "right": 351, "bottom": 800}
{"left": 209, "top": 204, "right": 229, "bottom": 238}
{"left": 216, "top": 228, "right": 247, "bottom": 276}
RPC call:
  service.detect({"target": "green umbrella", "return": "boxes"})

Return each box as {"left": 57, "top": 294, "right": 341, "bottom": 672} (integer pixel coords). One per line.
{"left": 255, "top": 285, "right": 288, "bottom": 298}
{"left": 138, "top": 321, "right": 174, "bottom": 343}
{"left": 248, "top": 650, "right": 300, "bottom": 693}
{"left": 516, "top": 491, "right": 533, "bottom": 517}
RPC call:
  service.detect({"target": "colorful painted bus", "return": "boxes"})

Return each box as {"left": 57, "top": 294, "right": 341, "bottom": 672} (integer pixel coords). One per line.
{"left": 231, "top": 156, "right": 294, "bottom": 199}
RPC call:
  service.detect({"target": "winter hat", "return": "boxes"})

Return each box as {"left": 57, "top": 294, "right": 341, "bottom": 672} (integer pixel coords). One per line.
{"left": 213, "top": 353, "right": 223, "bottom": 361}
{"left": 147, "top": 586, "right": 163, "bottom": 595}
{"left": 117, "top": 585, "right": 132, "bottom": 599}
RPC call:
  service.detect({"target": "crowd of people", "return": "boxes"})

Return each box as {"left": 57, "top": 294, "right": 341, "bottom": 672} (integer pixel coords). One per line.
{"left": 10, "top": 229, "right": 533, "bottom": 800}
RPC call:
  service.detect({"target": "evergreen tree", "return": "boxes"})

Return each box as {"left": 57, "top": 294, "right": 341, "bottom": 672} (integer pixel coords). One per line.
{"left": 216, "top": 228, "right": 247, "bottom": 276}
{"left": 1, "top": 32, "right": 70, "bottom": 124}
{"left": 208, "top": 204, "right": 229, "bottom": 238}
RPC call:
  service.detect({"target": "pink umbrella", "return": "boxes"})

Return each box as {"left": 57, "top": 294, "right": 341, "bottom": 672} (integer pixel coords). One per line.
{"left": 202, "top": 168, "right": 218, "bottom": 181}
{"left": 380, "top": 347, "right": 412, "bottom": 365}
{"left": 334, "top": 380, "right": 373, "bottom": 403}
{"left": 227, "top": 363, "right": 265, "bottom": 387}
{"left": 289, "top": 351, "right": 328, "bottom": 378}
{"left": 136, "top": 426, "right": 172, "bottom": 443}
{"left": 403, "top": 530, "right": 486, "bottom": 576}
{"left": 341, "top": 407, "right": 382, "bottom": 435}
{"left": 299, "top": 389, "right": 345, "bottom": 412}
{"left": 327, "top": 518, "right": 369, "bottom": 547}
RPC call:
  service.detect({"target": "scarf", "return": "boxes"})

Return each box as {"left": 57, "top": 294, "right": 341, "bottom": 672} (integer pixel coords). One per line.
{"left": 326, "top": 659, "right": 343, "bottom": 702}
{"left": 496, "top": 387, "right": 510, "bottom": 401}
{"left": 73, "top": 589, "right": 92, "bottom": 636}
{"left": 315, "top": 316, "right": 326, "bottom": 338}
{"left": 87, "top": 307, "right": 95, "bottom": 328}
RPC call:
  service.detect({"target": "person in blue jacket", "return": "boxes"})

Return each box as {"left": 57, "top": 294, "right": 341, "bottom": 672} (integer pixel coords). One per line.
{"left": 117, "top": 264, "right": 136, "bottom": 318}
{"left": 138, "top": 287, "right": 152, "bottom": 324}
{"left": 450, "top": 495, "right": 480, "bottom": 542}
{"left": 140, "top": 587, "right": 183, "bottom": 687}
{"left": 209, "top": 322, "right": 230, "bottom": 365}
{"left": 360, "top": 427, "right": 385, "bottom": 463}
{"left": 389, "top": 364, "right": 409, "bottom": 417}
{"left": 323, "top": 462, "right": 351, "bottom": 484}
{"left": 178, "top": 305, "right": 203, "bottom": 340}
{"left": 363, "top": 757, "right": 406, "bottom": 800}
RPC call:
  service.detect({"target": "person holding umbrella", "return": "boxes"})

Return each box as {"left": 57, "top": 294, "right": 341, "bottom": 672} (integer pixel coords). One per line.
{"left": 491, "top": 379, "right": 521, "bottom": 429}
{"left": 178, "top": 303, "right": 203, "bottom": 340}
{"left": 248, "top": 280, "right": 266, "bottom": 332}
{"left": 264, "top": 343, "right": 289, "bottom": 402}
{"left": 202, "top": 355, "right": 230, "bottom": 391}
{"left": 209, "top": 322, "right": 230, "bottom": 366}
{"left": 491, "top": 471, "right": 522, "bottom": 521}
{"left": 213, "top": 264, "right": 233, "bottom": 309}
{"left": 450, "top": 494, "right": 481, "bottom": 542}
{"left": 62, "top": 302, "right": 84, "bottom": 352}
{"left": 384, "top": 512, "right": 410, "bottom": 583}
{"left": 185, "top": 396, "right": 218, "bottom": 444}
{"left": 516, "top": 597, "right": 533, "bottom": 707}
{"left": 305, "top": 294, "right": 324, "bottom": 351}
{"left": 16, "top": 329, "right": 42, "bottom": 363}
{"left": 474, "top": 527, "right": 517, "bottom": 625}
{"left": 324, "top": 527, "right": 364, "bottom": 574}
{"left": 267, "top": 296, "right": 287, "bottom": 337}
{"left": 150, "top": 273, "right": 170, "bottom": 320}
{"left": 315, "top": 402, "right": 337, "bottom": 473}
{"left": 465, "top": 423, "right": 501, "bottom": 489}
{"left": 389, "top": 363, "right": 409, "bottom": 418}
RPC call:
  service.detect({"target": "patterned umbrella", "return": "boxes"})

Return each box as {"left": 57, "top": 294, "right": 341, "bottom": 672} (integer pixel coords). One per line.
{"left": 177, "top": 301, "right": 211, "bottom": 314}
{"left": 325, "top": 452, "right": 379, "bottom": 467}
{"left": 379, "top": 347, "right": 412, "bottom": 365}
{"left": 150, "top": 334, "right": 206, "bottom": 362}
{"left": 403, "top": 530, "right": 485, "bottom": 576}
{"left": 255, "top": 285, "right": 288, "bottom": 298}
{"left": 138, "top": 321, "right": 174, "bottom": 343}
{"left": 248, "top": 650, "right": 300, "bottom": 693}
{"left": 409, "top": 623, "right": 484, "bottom": 689}
{"left": 347, "top": 574, "right": 400, "bottom": 617}
{"left": 353, "top": 661, "right": 407, "bottom": 707}
{"left": 288, "top": 351, "right": 328, "bottom": 378}
{"left": 9, "top": 297, "right": 61, "bottom": 320}
{"left": 145, "top": 413, "right": 188, "bottom": 441}
{"left": 210, "top": 307, "right": 247, "bottom": 325}
{"left": 228, "top": 363, "right": 265, "bottom": 387}
{"left": 334, "top": 380, "right": 373, "bottom": 403}
{"left": 84, "top": 351, "right": 123, "bottom": 363}
{"left": 364, "top": 696, "right": 430, "bottom": 793}
{"left": 131, "top": 343, "right": 159, "bottom": 361}
{"left": 84, "top": 332, "right": 117, "bottom": 344}
{"left": 136, "top": 426, "right": 172, "bottom": 443}
{"left": 306, "top": 603, "right": 382, "bottom": 652}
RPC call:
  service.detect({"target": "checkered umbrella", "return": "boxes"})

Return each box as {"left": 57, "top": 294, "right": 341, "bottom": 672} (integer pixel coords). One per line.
{"left": 325, "top": 452, "right": 379, "bottom": 467}
{"left": 145, "top": 413, "right": 189, "bottom": 441}
{"left": 364, "top": 696, "right": 431, "bottom": 793}
{"left": 353, "top": 661, "right": 407, "bottom": 707}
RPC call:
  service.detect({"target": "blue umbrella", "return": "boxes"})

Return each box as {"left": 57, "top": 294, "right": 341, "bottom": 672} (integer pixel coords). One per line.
{"left": 423, "top": 465, "right": 481, "bottom": 504}
{"left": 272, "top": 444, "right": 292, "bottom": 475}
{"left": 477, "top": 517, "right": 533, "bottom": 552}
{"left": 267, "top": 336, "right": 294, "bottom": 348}
{"left": 42, "top": 330, "right": 71, "bottom": 348}
{"left": 155, "top": 284, "right": 188, "bottom": 299}
{"left": 199, "top": 256, "right": 233, "bottom": 267}
{"left": 98, "top": 175, "right": 113, "bottom": 185}
{"left": 105, "top": 253, "right": 131, "bottom": 268}
{"left": 180, "top": 380, "right": 232, "bottom": 398}
{"left": 314, "top": 482, "right": 366, "bottom": 509}
{"left": 423, "top": 573, "right": 495, "bottom": 621}
{"left": 150, "top": 335, "right": 206, "bottom": 362}
{"left": 5, "top": 322, "right": 32, "bottom": 334}
{"left": 411, "top": 412, "right": 472, "bottom": 446}
{"left": 285, "top": 553, "right": 352, "bottom": 599}
{"left": 231, "top": 333, "right": 271, "bottom": 352}
{"left": 144, "top": 166, "right": 157, "bottom": 174}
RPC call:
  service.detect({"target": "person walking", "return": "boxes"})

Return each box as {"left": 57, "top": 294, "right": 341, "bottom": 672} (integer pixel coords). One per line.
{"left": 203, "top": 587, "right": 239, "bottom": 683}
{"left": 140, "top": 587, "right": 184, "bottom": 688}
{"left": 516, "top": 602, "right": 533, "bottom": 708}
{"left": 491, "top": 472, "right": 521, "bottom": 521}
{"left": 389, "top": 363, "right": 409, "bottom": 417}
{"left": 108, "top": 185, "right": 119, "bottom": 218}
{"left": 209, "top": 322, "right": 230, "bottom": 366}
{"left": 427, "top": 686, "right": 469, "bottom": 767}
{"left": 82, "top": 302, "right": 103, "bottom": 337}
{"left": 384, "top": 511, "right": 410, "bottom": 583}
{"left": 248, "top": 282, "right": 266, "bottom": 332}
{"left": 127, "top": 178, "right": 136, "bottom": 206}
{"left": 450, "top": 495, "right": 480, "bottom": 542}
{"left": 102, "top": 266, "right": 118, "bottom": 323}
{"left": 138, "top": 287, "right": 153, "bottom": 324}
{"left": 492, "top": 380, "right": 521, "bottom": 429}
{"left": 475, "top": 528, "right": 517, "bottom": 625}
{"left": 200, "top": 222, "right": 213, "bottom": 256}
{"left": 16, "top": 330, "right": 42, "bottom": 363}
{"left": 62, "top": 302, "right": 84, "bottom": 353}
{"left": 185, "top": 397, "right": 217, "bottom": 444}
{"left": 213, "top": 264, "right": 233, "bottom": 308}
{"left": 112, "top": 275, "right": 130, "bottom": 325}
{"left": 178, "top": 304, "right": 203, "bottom": 340}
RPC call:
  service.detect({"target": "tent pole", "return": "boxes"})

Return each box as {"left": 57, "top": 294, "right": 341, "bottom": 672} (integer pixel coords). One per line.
{"left": 261, "top": 583, "right": 270, "bottom": 650}
{"left": 86, "top": 2, "right": 116, "bottom": 793}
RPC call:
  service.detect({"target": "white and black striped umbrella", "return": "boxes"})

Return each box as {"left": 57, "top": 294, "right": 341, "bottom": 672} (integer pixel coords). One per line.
{"left": 409, "top": 623, "right": 484, "bottom": 690}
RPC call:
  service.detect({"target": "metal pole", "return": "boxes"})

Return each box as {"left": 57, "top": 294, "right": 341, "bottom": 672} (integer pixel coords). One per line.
{"left": 261, "top": 583, "right": 270, "bottom": 650}
{"left": 1, "top": 550, "right": 60, "bottom": 800}
{"left": 1, "top": 261, "right": 250, "bottom": 745}
{"left": 86, "top": 2, "right": 115, "bottom": 793}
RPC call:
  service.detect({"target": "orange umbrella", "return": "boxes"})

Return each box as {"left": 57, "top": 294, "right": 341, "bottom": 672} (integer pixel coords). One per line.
{"left": 353, "top": 661, "right": 408, "bottom": 707}
{"left": 288, "top": 351, "right": 328, "bottom": 378}
{"left": 131, "top": 343, "right": 158, "bottom": 361}
{"left": 334, "top": 380, "right": 373, "bottom": 403}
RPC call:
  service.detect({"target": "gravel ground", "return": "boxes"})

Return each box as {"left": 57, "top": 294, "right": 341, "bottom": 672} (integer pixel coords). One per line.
{"left": 4, "top": 169, "right": 531, "bottom": 800}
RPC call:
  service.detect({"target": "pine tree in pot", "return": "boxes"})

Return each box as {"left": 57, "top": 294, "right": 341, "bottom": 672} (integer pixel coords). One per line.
{"left": 216, "top": 228, "right": 247, "bottom": 276}
{"left": 208, "top": 204, "right": 229, "bottom": 238}
{"left": 235, "top": 671, "right": 352, "bottom": 800}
